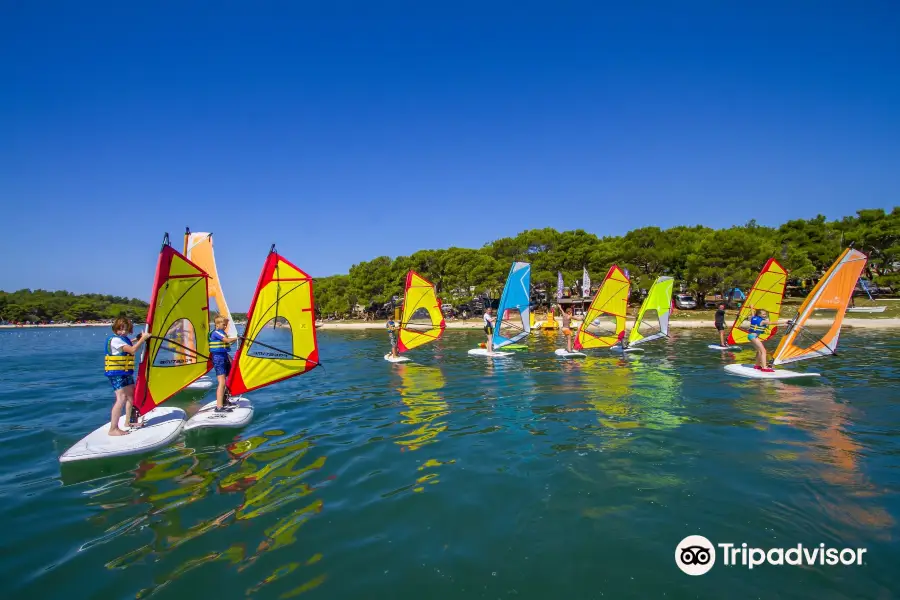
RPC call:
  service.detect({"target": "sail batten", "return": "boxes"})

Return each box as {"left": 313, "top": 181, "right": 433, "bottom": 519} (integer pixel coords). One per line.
{"left": 398, "top": 271, "right": 446, "bottom": 353}
{"left": 628, "top": 276, "right": 674, "bottom": 346}
{"left": 727, "top": 258, "right": 788, "bottom": 346}
{"left": 226, "top": 249, "right": 319, "bottom": 395}
{"left": 772, "top": 249, "right": 866, "bottom": 365}
{"left": 574, "top": 265, "right": 630, "bottom": 350}
{"left": 134, "top": 239, "right": 212, "bottom": 415}
{"left": 493, "top": 262, "right": 531, "bottom": 348}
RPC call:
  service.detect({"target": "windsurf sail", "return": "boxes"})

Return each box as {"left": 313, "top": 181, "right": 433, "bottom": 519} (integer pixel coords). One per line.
{"left": 227, "top": 246, "right": 319, "bottom": 395}
{"left": 493, "top": 261, "right": 531, "bottom": 348}
{"left": 134, "top": 235, "right": 212, "bottom": 415}
{"left": 627, "top": 276, "right": 674, "bottom": 346}
{"left": 184, "top": 227, "right": 237, "bottom": 337}
{"left": 726, "top": 259, "right": 788, "bottom": 345}
{"left": 574, "top": 265, "right": 630, "bottom": 350}
{"left": 772, "top": 249, "right": 867, "bottom": 365}
{"left": 397, "top": 270, "right": 446, "bottom": 353}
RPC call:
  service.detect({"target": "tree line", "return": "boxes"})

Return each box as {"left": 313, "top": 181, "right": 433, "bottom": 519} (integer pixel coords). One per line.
{"left": 3, "top": 208, "right": 896, "bottom": 323}
{"left": 313, "top": 208, "right": 900, "bottom": 317}
{"left": 0, "top": 289, "right": 150, "bottom": 324}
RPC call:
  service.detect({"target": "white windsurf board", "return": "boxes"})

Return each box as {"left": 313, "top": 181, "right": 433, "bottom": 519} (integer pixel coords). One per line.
{"left": 468, "top": 348, "right": 513, "bottom": 357}
{"left": 184, "top": 397, "right": 254, "bottom": 431}
{"left": 60, "top": 406, "right": 186, "bottom": 463}
{"left": 186, "top": 376, "right": 215, "bottom": 390}
{"left": 554, "top": 349, "right": 586, "bottom": 358}
{"left": 709, "top": 344, "right": 743, "bottom": 351}
{"left": 611, "top": 345, "right": 643, "bottom": 353}
{"left": 384, "top": 353, "right": 411, "bottom": 363}
{"left": 724, "top": 364, "right": 821, "bottom": 379}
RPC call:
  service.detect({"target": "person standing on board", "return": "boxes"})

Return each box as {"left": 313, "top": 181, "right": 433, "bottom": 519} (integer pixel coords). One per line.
{"left": 483, "top": 307, "right": 496, "bottom": 352}
{"left": 104, "top": 317, "right": 150, "bottom": 436}
{"left": 746, "top": 308, "right": 774, "bottom": 372}
{"left": 209, "top": 315, "right": 238, "bottom": 412}
{"left": 386, "top": 316, "right": 400, "bottom": 358}
{"left": 714, "top": 303, "right": 727, "bottom": 346}
{"left": 555, "top": 304, "right": 579, "bottom": 352}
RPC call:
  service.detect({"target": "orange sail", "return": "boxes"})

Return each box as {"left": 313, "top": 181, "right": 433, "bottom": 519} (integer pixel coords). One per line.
{"left": 574, "top": 265, "right": 630, "bottom": 350}
{"left": 184, "top": 228, "right": 237, "bottom": 337}
{"left": 227, "top": 246, "right": 319, "bottom": 395}
{"left": 727, "top": 258, "right": 787, "bottom": 345}
{"left": 773, "top": 249, "right": 867, "bottom": 365}
{"left": 134, "top": 236, "right": 212, "bottom": 415}
{"left": 397, "top": 270, "right": 446, "bottom": 353}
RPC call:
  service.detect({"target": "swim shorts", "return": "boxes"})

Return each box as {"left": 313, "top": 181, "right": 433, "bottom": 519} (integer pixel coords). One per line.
{"left": 747, "top": 333, "right": 759, "bottom": 341}
{"left": 389, "top": 332, "right": 397, "bottom": 347}
{"left": 213, "top": 353, "right": 232, "bottom": 376}
{"left": 562, "top": 327, "right": 573, "bottom": 336}
{"left": 484, "top": 325, "right": 493, "bottom": 334}
{"left": 108, "top": 375, "right": 135, "bottom": 390}
{"left": 715, "top": 323, "right": 725, "bottom": 331}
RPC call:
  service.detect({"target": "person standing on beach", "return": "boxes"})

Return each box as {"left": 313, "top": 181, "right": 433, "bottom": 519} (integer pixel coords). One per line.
{"left": 104, "top": 317, "right": 150, "bottom": 436}
{"left": 556, "top": 304, "right": 577, "bottom": 352}
{"left": 714, "top": 303, "right": 727, "bottom": 346}
{"left": 386, "top": 316, "right": 399, "bottom": 358}
{"left": 209, "top": 315, "right": 238, "bottom": 412}
{"left": 483, "top": 308, "right": 495, "bottom": 352}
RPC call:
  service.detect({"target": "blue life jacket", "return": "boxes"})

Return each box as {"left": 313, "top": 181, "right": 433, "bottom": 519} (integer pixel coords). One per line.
{"left": 208, "top": 329, "right": 232, "bottom": 354}
{"left": 104, "top": 335, "right": 134, "bottom": 376}
{"left": 748, "top": 315, "right": 767, "bottom": 335}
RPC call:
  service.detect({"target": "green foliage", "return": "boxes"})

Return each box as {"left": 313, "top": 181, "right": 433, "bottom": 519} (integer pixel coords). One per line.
{"left": 0, "top": 289, "right": 149, "bottom": 323}
{"left": 311, "top": 208, "right": 899, "bottom": 316}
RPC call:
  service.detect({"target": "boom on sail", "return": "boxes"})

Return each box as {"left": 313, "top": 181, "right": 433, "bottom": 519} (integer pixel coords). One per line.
{"left": 727, "top": 259, "right": 788, "bottom": 346}
{"left": 773, "top": 249, "right": 867, "bottom": 365}
{"left": 493, "top": 261, "right": 531, "bottom": 349}
{"left": 575, "top": 265, "right": 630, "bottom": 351}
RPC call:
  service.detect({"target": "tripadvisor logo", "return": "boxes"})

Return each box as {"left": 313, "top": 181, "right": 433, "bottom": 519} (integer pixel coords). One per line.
{"left": 675, "top": 536, "right": 867, "bottom": 575}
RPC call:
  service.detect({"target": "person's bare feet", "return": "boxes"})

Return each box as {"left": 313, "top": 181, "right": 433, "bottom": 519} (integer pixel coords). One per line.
{"left": 108, "top": 428, "right": 129, "bottom": 436}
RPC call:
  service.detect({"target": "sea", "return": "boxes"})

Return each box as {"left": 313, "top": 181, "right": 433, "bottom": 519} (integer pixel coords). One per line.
{"left": 1, "top": 326, "right": 898, "bottom": 599}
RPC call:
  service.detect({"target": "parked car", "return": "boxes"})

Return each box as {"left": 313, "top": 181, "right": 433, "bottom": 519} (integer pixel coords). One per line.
{"left": 674, "top": 293, "right": 697, "bottom": 310}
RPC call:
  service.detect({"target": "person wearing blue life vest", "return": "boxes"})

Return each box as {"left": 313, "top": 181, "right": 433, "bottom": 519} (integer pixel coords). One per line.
{"left": 746, "top": 308, "right": 774, "bottom": 372}
{"left": 104, "top": 317, "right": 151, "bottom": 436}
{"left": 209, "top": 315, "right": 238, "bottom": 412}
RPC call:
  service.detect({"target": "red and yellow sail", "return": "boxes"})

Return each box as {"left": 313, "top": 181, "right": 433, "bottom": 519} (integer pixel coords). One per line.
{"left": 574, "top": 265, "right": 630, "bottom": 350}
{"left": 397, "top": 270, "right": 446, "bottom": 353}
{"left": 773, "top": 249, "right": 867, "bottom": 365}
{"left": 727, "top": 258, "right": 787, "bottom": 345}
{"left": 227, "top": 247, "right": 319, "bottom": 395}
{"left": 134, "top": 238, "right": 212, "bottom": 415}
{"left": 184, "top": 228, "right": 237, "bottom": 337}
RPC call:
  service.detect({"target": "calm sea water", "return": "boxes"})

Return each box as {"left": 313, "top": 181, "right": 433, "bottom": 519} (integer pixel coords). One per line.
{"left": 1, "top": 326, "right": 899, "bottom": 599}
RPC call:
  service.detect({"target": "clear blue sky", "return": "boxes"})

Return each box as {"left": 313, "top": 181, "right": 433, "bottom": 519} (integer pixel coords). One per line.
{"left": 2, "top": 1, "right": 898, "bottom": 310}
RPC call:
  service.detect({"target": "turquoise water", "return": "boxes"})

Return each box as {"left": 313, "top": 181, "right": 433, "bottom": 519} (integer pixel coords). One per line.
{"left": 1, "top": 326, "right": 899, "bottom": 599}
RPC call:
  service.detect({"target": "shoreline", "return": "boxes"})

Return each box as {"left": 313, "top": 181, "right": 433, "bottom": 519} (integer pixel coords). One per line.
{"left": 4, "top": 317, "right": 898, "bottom": 331}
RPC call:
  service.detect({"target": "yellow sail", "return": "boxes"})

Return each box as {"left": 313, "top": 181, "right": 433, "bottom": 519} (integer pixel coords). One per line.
{"left": 627, "top": 276, "right": 674, "bottom": 346}
{"left": 727, "top": 259, "right": 787, "bottom": 345}
{"left": 773, "top": 249, "right": 867, "bottom": 365}
{"left": 227, "top": 248, "right": 319, "bottom": 395}
{"left": 574, "top": 265, "right": 630, "bottom": 350}
{"left": 184, "top": 229, "right": 237, "bottom": 337}
{"left": 134, "top": 237, "right": 212, "bottom": 414}
{"left": 398, "top": 270, "right": 446, "bottom": 353}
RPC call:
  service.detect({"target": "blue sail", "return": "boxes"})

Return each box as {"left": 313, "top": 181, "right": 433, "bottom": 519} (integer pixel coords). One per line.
{"left": 493, "top": 262, "right": 531, "bottom": 348}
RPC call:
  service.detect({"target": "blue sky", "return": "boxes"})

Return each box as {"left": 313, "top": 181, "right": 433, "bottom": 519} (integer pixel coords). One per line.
{"left": 2, "top": 1, "right": 899, "bottom": 310}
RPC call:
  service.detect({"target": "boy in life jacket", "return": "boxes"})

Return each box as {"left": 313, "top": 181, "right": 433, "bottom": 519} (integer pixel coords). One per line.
{"left": 386, "top": 317, "right": 399, "bottom": 358}
{"left": 104, "top": 317, "right": 151, "bottom": 436}
{"left": 746, "top": 307, "right": 774, "bottom": 372}
{"left": 209, "top": 315, "right": 238, "bottom": 412}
